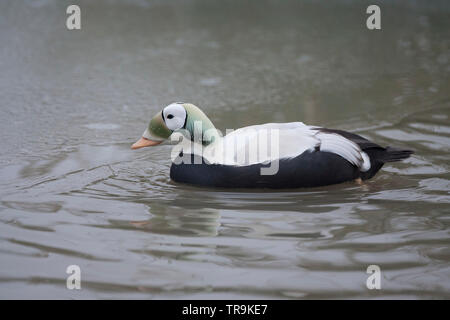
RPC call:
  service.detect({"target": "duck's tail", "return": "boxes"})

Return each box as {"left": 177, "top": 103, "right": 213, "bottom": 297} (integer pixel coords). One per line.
{"left": 378, "top": 147, "right": 414, "bottom": 163}
{"left": 360, "top": 146, "right": 413, "bottom": 180}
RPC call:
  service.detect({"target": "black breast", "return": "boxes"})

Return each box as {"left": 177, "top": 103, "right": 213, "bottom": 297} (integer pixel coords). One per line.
{"left": 170, "top": 151, "right": 360, "bottom": 189}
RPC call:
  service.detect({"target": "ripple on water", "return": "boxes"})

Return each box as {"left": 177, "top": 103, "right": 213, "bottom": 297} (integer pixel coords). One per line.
{"left": 83, "top": 123, "right": 121, "bottom": 130}
{"left": 1, "top": 106, "right": 450, "bottom": 299}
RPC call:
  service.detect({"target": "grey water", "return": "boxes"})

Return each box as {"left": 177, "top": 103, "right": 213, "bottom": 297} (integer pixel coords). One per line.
{"left": 0, "top": 0, "right": 449, "bottom": 299}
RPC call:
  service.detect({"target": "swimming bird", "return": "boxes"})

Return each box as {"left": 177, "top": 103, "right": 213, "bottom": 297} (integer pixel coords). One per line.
{"left": 131, "top": 102, "right": 413, "bottom": 188}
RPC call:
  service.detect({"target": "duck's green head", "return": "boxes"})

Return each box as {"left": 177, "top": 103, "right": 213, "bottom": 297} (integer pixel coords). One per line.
{"left": 131, "top": 102, "right": 218, "bottom": 150}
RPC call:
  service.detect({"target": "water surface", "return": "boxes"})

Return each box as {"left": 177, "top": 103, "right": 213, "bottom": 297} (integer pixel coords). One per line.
{"left": 0, "top": 0, "right": 449, "bottom": 299}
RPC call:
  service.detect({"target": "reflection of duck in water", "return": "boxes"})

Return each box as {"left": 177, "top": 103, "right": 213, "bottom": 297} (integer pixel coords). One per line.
{"left": 131, "top": 102, "right": 413, "bottom": 189}
{"left": 131, "top": 203, "right": 220, "bottom": 237}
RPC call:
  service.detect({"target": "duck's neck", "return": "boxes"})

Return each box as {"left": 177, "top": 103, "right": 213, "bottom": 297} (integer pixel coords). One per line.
{"left": 183, "top": 104, "right": 221, "bottom": 146}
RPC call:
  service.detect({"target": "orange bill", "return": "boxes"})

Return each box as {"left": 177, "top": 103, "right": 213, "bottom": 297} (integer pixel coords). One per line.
{"left": 131, "top": 137, "right": 162, "bottom": 150}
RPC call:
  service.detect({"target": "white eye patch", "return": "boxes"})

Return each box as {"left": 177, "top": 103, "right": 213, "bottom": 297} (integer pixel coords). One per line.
{"left": 163, "top": 103, "right": 187, "bottom": 131}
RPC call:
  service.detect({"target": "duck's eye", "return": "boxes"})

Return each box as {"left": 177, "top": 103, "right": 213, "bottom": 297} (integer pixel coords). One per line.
{"left": 167, "top": 114, "right": 174, "bottom": 119}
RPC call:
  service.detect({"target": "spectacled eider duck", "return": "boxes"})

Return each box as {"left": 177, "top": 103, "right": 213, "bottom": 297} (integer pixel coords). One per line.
{"left": 131, "top": 102, "right": 413, "bottom": 189}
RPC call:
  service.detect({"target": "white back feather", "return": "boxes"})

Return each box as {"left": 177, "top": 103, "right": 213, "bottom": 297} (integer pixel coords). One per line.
{"left": 180, "top": 122, "right": 371, "bottom": 171}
